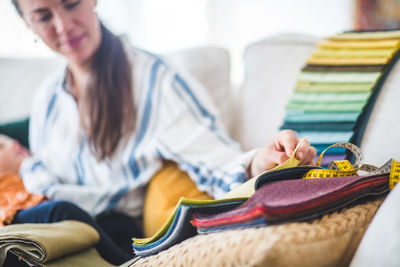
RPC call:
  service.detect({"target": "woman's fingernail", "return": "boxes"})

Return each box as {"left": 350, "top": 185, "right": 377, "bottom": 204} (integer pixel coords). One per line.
{"left": 297, "top": 151, "right": 304, "bottom": 159}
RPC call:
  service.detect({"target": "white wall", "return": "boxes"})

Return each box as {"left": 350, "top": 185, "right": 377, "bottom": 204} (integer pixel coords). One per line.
{"left": 207, "top": 0, "right": 354, "bottom": 84}
{"left": 0, "top": 0, "right": 354, "bottom": 83}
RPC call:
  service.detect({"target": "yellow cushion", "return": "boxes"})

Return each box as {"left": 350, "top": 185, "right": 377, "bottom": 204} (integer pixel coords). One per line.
{"left": 143, "top": 161, "right": 213, "bottom": 237}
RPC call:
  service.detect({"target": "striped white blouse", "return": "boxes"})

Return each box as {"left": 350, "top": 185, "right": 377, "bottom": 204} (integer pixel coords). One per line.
{"left": 19, "top": 43, "right": 257, "bottom": 217}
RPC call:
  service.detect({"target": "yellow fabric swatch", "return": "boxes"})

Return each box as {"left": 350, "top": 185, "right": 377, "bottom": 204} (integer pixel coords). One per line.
{"left": 307, "top": 57, "right": 390, "bottom": 65}
{"left": 311, "top": 48, "right": 397, "bottom": 58}
{"left": 318, "top": 40, "right": 400, "bottom": 49}
{"left": 330, "top": 30, "right": 400, "bottom": 41}
{"left": 295, "top": 82, "right": 375, "bottom": 92}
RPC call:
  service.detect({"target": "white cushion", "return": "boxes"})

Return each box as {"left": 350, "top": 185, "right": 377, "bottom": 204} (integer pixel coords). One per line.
{"left": 0, "top": 58, "right": 63, "bottom": 123}
{"left": 233, "top": 33, "right": 318, "bottom": 150}
{"left": 165, "top": 47, "right": 233, "bottom": 133}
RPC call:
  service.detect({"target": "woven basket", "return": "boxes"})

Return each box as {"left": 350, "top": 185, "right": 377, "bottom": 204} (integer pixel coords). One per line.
{"left": 133, "top": 199, "right": 383, "bottom": 267}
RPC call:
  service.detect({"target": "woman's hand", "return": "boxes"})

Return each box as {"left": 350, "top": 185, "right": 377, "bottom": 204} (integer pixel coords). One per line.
{"left": 249, "top": 130, "right": 316, "bottom": 177}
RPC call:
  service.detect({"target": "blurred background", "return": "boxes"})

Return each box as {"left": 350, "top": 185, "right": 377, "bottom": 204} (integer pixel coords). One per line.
{"left": 2, "top": 0, "right": 400, "bottom": 84}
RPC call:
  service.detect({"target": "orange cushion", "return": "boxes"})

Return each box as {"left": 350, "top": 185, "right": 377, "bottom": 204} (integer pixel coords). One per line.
{"left": 143, "top": 161, "right": 212, "bottom": 237}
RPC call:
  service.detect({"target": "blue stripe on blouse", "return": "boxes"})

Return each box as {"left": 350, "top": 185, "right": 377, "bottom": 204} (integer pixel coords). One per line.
{"left": 157, "top": 143, "right": 245, "bottom": 194}
{"left": 45, "top": 92, "right": 58, "bottom": 121}
{"left": 106, "top": 186, "right": 130, "bottom": 210}
{"left": 174, "top": 74, "right": 216, "bottom": 128}
{"left": 42, "top": 183, "right": 56, "bottom": 195}
{"left": 75, "top": 142, "right": 86, "bottom": 185}
{"left": 31, "top": 160, "right": 45, "bottom": 171}
{"left": 128, "top": 59, "right": 162, "bottom": 178}
{"left": 173, "top": 74, "right": 233, "bottom": 146}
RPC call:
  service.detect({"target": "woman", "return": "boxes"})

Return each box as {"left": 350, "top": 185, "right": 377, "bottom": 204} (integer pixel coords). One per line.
{"left": 9, "top": 0, "right": 316, "bottom": 265}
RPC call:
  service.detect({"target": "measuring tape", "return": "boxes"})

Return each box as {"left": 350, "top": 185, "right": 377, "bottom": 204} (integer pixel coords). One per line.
{"left": 302, "top": 142, "right": 400, "bottom": 190}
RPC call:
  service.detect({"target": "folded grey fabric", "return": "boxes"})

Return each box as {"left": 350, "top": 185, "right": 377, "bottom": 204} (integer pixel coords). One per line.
{"left": 0, "top": 220, "right": 100, "bottom": 266}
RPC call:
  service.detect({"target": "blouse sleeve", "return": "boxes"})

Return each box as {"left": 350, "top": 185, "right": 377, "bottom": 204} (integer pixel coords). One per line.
{"left": 154, "top": 60, "right": 258, "bottom": 199}
{"left": 17, "top": 74, "right": 125, "bottom": 215}
{"left": 19, "top": 76, "right": 61, "bottom": 193}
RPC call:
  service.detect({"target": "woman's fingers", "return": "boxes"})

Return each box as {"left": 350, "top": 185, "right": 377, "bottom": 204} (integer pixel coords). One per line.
{"left": 274, "top": 129, "right": 298, "bottom": 157}
{"left": 250, "top": 130, "right": 317, "bottom": 177}
{"left": 275, "top": 130, "right": 316, "bottom": 165}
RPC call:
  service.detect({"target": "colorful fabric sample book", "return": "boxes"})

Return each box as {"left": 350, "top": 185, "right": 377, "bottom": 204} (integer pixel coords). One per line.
{"left": 281, "top": 29, "right": 400, "bottom": 165}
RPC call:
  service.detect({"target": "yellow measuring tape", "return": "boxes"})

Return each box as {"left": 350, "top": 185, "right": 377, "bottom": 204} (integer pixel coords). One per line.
{"left": 302, "top": 142, "right": 400, "bottom": 190}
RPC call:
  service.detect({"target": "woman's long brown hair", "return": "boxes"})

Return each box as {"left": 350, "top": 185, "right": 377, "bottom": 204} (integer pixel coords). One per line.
{"left": 12, "top": 1, "right": 135, "bottom": 160}
{"left": 82, "top": 23, "right": 134, "bottom": 160}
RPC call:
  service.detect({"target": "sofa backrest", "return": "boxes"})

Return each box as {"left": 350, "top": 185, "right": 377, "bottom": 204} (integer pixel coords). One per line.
{"left": 0, "top": 47, "right": 233, "bottom": 130}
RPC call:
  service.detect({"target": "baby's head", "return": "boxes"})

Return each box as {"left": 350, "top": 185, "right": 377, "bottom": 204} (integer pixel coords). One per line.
{"left": 0, "top": 134, "right": 30, "bottom": 174}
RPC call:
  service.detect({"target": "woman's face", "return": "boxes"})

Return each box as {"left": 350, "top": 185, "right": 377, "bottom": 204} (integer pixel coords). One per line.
{"left": 0, "top": 135, "right": 30, "bottom": 174}
{"left": 17, "top": 0, "right": 101, "bottom": 67}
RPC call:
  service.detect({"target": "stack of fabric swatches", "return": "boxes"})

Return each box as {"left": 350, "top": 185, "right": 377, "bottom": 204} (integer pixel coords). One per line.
{"left": 191, "top": 172, "right": 389, "bottom": 233}
{"left": 280, "top": 29, "right": 400, "bottom": 165}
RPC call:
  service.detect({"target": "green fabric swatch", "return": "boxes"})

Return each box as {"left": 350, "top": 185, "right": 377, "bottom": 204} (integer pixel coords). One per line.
{"left": 295, "top": 82, "right": 375, "bottom": 92}
{"left": 289, "top": 92, "right": 371, "bottom": 103}
{"left": 302, "top": 65, "right": 386, "bottom": 72}
{"left": 0, "top": 220, "right": 100, "bottom": 266}
{"left": 286, "top": 101, "right": 367, "bottom": 112}
{"left": 298, "top": 71, "right": 382, "bottom": 83}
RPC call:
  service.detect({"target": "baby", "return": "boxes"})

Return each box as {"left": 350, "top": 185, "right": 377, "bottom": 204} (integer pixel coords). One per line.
{"left": 0, "top": 134, "right": 30, "bottom": 174}
{"left": 0, "top": 134, "right": 44, "bottom": 226}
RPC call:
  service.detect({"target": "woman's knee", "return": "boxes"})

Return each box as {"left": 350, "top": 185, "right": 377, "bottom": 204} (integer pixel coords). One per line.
{"left": 44, "top": 200, "right": 93, "bottom": 223}
{"left": 13, "top": 200, "right": 93, "bottom": 224}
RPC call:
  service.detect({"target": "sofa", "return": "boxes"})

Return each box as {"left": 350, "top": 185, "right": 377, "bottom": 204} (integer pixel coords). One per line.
{"left": 1, "top": 33, "right": 400, "bottom": 266}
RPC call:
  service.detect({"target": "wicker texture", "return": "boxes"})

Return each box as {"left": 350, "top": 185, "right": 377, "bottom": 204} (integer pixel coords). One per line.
{"left": 133, "top": 199, "right": 383, "bottom": 267}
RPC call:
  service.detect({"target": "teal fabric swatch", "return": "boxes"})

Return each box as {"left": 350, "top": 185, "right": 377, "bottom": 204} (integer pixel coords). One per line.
{"left": 281, "top": 121, "right": 355, "bottom": 132}
{"left": 295, "top": 131, "right": 353, "bottom": 145}
{"left": 284, "top": 112, "right": 360, "bottom": 123}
